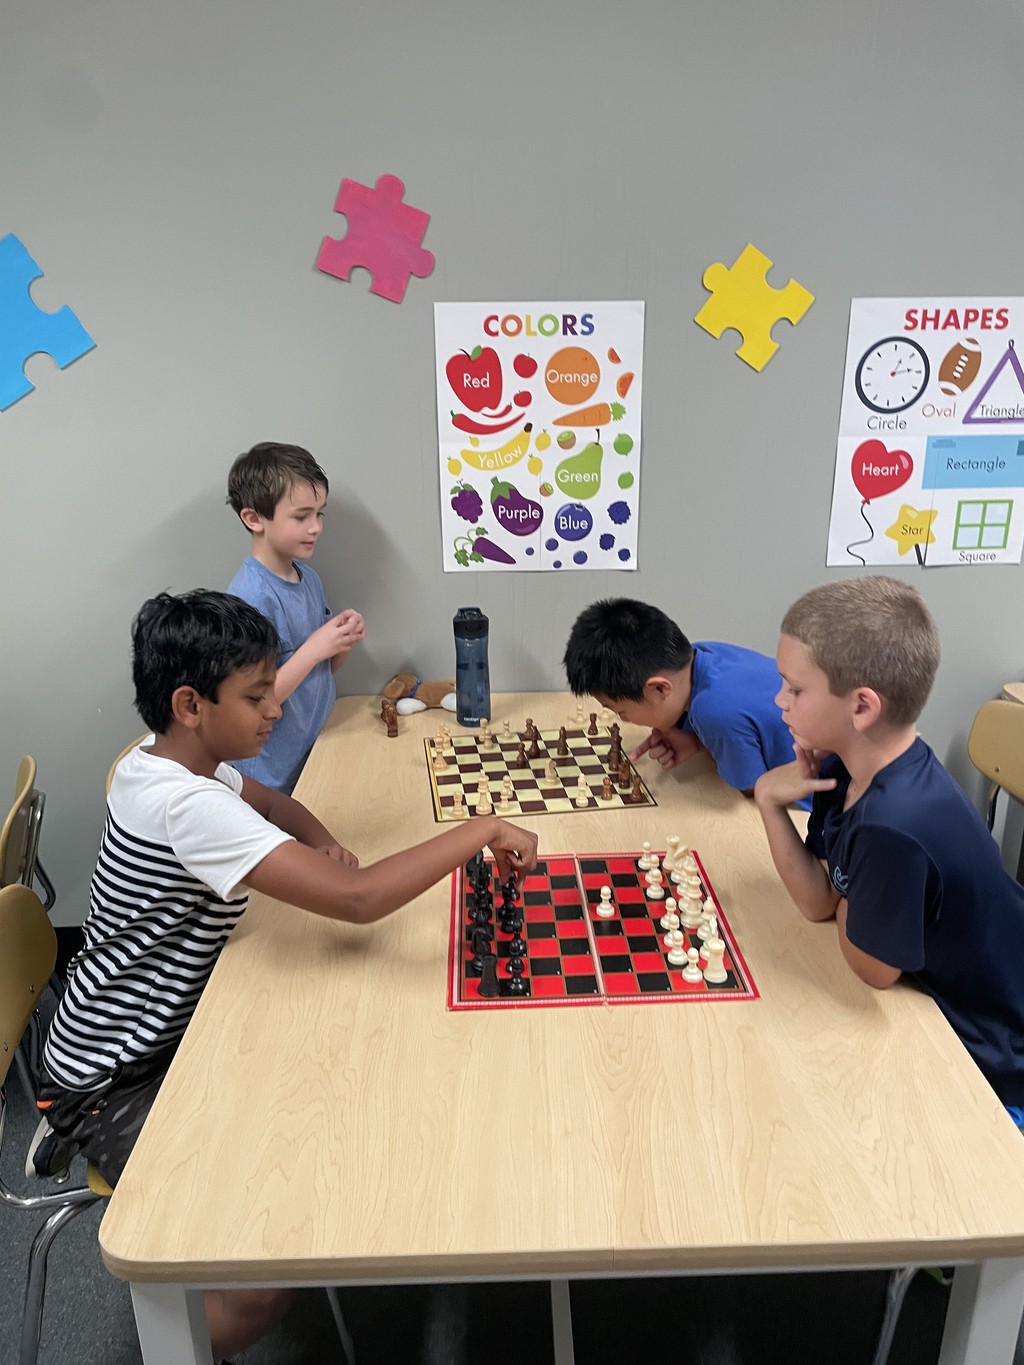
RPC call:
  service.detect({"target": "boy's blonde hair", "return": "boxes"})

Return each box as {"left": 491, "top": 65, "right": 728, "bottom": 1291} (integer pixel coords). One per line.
{"left": 781, "top": 576, "right": 940, "bottom": 726}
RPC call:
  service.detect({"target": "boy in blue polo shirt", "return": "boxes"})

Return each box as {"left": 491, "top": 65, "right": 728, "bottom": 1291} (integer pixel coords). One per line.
{"left": 563, "top": 597, "right": 801, "bottom": 800}
{"left": 227, "top": 441, "right": 365, "bottom": 792}
{"left": 754, "top": 575, "right": 1024, "bottom": 1109}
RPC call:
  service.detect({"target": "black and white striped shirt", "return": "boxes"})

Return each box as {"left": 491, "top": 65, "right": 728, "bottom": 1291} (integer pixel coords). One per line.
{"left": 44, "top": 741, "right": 291, "bottom": 1090}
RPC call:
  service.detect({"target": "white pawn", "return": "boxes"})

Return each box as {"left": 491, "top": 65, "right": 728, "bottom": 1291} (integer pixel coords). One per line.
{"left": 637, "top": 841, "right": 653, "bottom": 871}
{"left": 496, "top": 775, "right": 514, "bottom": 813}
{"left": 644, "top": 853, "right": 661, "bottom": 884}
{"left": 596, "top": 885, "right": 616, "bottom": 919}
{"left": 575, "top": 702, "right": 585, "bottom": 725}
{"left": 574, "top": 777, "right": 590, "bottom": 808}
{"left": 697, "top": 910, "right": 714, "bottom": 942}
{"left": 666, "top": 929, "right": 687, "bottom": 965}
{"left": 450, "top": 789, "right": 467, "bottom": 819}
{"left": 659, "top": 896, "right": 679, "bottom": 931}
{"left": 683, "top": 947, "right": 704, "bottom": 983}
{"left": 703, "top": 935, "right": 728, "bottom": 984}
{"left": 600, "top": 707, "right": 615, "bottom": 725}
{"left": 479, "top": 720, "right": 495, "bottom": 750}
{"left": 662, "top": 849, "right": 675, "bottom": 879}
{"left": 502, "top": 720, "right": 512, "bottom": 740}
{"left": 645, "top": 867, "right": 665, "bottom": 900}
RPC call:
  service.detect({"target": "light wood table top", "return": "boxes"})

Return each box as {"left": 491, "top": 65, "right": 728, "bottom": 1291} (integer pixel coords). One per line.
{"left": 100, "top": 693, "right": 1024, "bottom": 1287}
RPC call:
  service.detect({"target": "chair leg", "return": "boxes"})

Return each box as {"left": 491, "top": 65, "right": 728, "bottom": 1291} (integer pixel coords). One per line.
{"left": 325, "top": 1286, "right": 356, "bottom": 1365}
{"left": 20, "top": 1199, "right": 97, "bottom": 1365}
{"left": 871, "top": 1265, "right": 918, "bottom": 1365}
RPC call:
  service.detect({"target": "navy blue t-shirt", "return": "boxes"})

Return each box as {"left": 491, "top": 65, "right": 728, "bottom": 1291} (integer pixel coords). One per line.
{"left": 806, "top": 738, "right": 1024, "bottom": 1106}
{"left": 680, "top": 642, "right": 807, "bottom": 806}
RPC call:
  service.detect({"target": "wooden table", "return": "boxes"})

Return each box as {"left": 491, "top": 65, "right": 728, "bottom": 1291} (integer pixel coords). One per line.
{"left": 100, "top": 694, "right": 1024, "bottom": 1364}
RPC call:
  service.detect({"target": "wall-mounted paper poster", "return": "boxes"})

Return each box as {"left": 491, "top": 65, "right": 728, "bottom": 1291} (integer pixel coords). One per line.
{"left": 828, "top": 298, "right": 1024, "bottom": 567}
{"left": 435, "top": 301, "right": 644, "bottom": 572}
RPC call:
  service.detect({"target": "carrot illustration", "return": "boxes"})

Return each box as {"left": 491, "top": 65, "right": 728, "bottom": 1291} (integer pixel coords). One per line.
{"left": 552, "top": 402, "right": 626, "bottom": 427}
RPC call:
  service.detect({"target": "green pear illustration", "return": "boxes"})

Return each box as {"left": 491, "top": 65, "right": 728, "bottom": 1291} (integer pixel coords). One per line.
{"left": 554, "top": 433, "right": 603, "bottom": 501}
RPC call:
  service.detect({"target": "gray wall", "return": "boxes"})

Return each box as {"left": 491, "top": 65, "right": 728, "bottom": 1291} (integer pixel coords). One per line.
{"left": 3, "top": 0, "right": 1022, "bottom": 924}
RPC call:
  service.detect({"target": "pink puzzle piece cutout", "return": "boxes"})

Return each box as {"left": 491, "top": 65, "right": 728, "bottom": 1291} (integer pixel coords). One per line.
{"left": 316, "top": 174, "right": 435, "bottom": 304}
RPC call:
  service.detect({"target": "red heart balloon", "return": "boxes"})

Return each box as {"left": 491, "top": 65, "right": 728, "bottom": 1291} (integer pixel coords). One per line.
{"left": 851, "top": 440, "right": 913, "bottom": 503}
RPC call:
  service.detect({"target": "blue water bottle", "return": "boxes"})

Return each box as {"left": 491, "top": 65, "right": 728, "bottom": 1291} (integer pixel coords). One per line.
{"left": 454, "top": 607, "right": 491, "bottom": 727}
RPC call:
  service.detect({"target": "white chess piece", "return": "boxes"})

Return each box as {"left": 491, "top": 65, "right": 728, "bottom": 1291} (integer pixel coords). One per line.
{"left": 432, "top": 749, "right": 448, "bottom": 772}
{"left": 702, "top": 936, "right": 728, "bottom": 984}
{"left": 596, "top": 885, "right": 616, "bottom": 919}
{"left": 644, "top": 854, "right": 661, "bottom": 884}
{"left": 545, "top": 759, "right": 558, "bottom": 784}
{"left": 683, "top": 947, "right": 704, "bottom": 983}
{"left": 659, "top": 897, "right": 679, "bottom": 931}
{"left": 450, "top": 790, "right": 467, "bottom": 819}
{"left": 666, "top": 929, "right": 687, "bottom": 965}
{"left": 502, "top": 720, "right": 512, "bottom": 739}
{"left": 637, "top": 841, "right": 653, "bottom": 871}
{"left": 680, "top": 895, "right": 703, "bottom": 930}
{"left": 645, "top": 868, "right": 665, "bottom": 901}
{"left": 574, "top": 778, "right": 590, "bottom": 808}
{"left": 666, "top": 836, "right": 682, "bottom": 864}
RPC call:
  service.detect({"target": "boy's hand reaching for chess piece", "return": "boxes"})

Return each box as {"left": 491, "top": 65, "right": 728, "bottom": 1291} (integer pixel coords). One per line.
{"left": 631, "top": 727, "right": 705, "bottom": 770}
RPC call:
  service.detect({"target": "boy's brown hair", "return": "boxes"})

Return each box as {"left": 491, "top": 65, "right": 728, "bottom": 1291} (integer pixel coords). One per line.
{"left": 781, "top": 576, "right": 940, "bottom": 726}
{"left": 226, "top": 442, "right": 329, "bottom": 521}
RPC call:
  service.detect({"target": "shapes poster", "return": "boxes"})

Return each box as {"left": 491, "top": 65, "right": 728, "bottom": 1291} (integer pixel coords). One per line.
{"left": 435, "top": 301, "right": 644, "bottom": 572}
{"left": 828, "top": 298, "right": 1024, "bottom": 567}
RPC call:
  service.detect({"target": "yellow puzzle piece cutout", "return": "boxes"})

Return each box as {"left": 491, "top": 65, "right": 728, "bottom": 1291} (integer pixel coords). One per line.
{"left": 884, "top": 504, "right": 938, "bottom": 556}
{"left": 694, "top": 244, "right": 814, "bottom": 372}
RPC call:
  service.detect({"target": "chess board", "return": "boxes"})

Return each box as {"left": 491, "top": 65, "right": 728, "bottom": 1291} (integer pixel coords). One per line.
{"left": 425, "top": 725, "right": 657, "bottom": 822}
{"left": 448, "top": 849, "right": 758, "bottom": 1010}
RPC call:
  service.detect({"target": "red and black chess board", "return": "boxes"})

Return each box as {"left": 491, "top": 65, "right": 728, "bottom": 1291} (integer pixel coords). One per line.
{"left": 447, "top": 850, "right": 758, "bottom": 1010}
{"left": 425, "top": 725, "right": 657, "bottom": 823}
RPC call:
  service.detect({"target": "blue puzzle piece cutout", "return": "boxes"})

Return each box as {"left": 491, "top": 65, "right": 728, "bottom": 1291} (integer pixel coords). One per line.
{"left": 0, "top": 233, "right": 95, "bottom": 411}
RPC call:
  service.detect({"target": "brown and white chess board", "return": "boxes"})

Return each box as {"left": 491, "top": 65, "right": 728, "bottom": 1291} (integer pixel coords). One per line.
{"left": 425, "top": 723, "right": 658, "bottom": 822}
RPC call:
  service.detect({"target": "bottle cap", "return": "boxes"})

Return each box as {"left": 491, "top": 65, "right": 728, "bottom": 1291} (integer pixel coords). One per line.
{"left": 454, "top": 607, "right": 488, "bottom": 639}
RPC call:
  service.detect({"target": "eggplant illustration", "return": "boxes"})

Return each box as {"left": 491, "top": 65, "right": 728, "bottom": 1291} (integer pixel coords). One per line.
{"left": 490, "top": 477, "right": 542, "bottom": 537}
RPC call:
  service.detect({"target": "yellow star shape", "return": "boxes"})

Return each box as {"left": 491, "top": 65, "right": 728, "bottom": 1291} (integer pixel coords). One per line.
{"left": 884, "top": 505, "right": 938, "bottom": 556}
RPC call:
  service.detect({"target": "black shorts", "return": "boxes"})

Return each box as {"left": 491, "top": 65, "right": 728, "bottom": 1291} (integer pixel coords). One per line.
{"left": 37, "top": 1041, "right": 179, "bottom": 1188}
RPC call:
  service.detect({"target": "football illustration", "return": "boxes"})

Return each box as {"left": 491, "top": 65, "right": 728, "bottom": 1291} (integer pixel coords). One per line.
{"left": 937, "top": 336, "right": 983, "bottom": 396}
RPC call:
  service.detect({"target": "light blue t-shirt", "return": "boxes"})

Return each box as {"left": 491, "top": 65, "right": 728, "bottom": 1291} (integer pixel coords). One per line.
{"left": 680, "top": 641, "right": 807, "bottom": 806}
{"left": 227, "top": 556, "right": 335, "bottom": 793}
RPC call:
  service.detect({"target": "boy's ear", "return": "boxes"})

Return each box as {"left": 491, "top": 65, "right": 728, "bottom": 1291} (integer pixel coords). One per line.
{"left": 643, "top": 675, "right": 676, "bottom": 700}
{"left": 169, "top": 685, "right": 205, "bottom": 730}
{"left": 239, "top": 507, "right": 264, "bottom": 534}
{"left": 851, "top": 686, "right": 885, "bottom": 732}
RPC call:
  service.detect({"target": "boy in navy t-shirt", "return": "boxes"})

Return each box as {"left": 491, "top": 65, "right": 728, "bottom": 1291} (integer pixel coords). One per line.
{"left": 754, "top": 575, "right": 1024, "bottom": 1109}
{"left": 563, "top": 597, "right": 801, "bottom": 800}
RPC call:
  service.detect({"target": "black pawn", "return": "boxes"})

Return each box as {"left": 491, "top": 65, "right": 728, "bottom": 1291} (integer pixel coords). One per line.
{"left": 468, "top": 927, "right": 493, "bottom": 976}
{"left": 506, "top": 952, "right": 527, "bottom": 995}
{"left": 478, "top": 954, "right": 500, "bottom": 998}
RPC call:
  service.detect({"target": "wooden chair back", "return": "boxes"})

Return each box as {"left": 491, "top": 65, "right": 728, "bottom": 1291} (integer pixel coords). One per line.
{"left": 0, "top": 885, "right": 57, "bottom": 1089}
{"left": 968, "top": 699, "right": 1024, "bottom": 811}
{"left": 0, "top": 756, "right": 39, "bottom": 887}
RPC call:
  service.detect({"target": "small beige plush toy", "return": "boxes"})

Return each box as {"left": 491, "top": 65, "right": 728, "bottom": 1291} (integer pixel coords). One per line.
{"left": 382, "top": 670, "right": 457, "bottom": 715}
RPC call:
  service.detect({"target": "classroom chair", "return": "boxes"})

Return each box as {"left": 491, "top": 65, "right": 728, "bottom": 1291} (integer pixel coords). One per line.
{"left": 0, "top": 883, "right": 104, "bottom": 1365}
{"left": 105, "top": 735, "right": 146, "bottom": 794}
{"left": 968, "top": 698, "right": 1024, "bottom": 881}
{"left": 1, "top": 756, "right": 55, "bottom": 910}
{"left": 2, "top": 756, "right": 58, "bottom": 1099}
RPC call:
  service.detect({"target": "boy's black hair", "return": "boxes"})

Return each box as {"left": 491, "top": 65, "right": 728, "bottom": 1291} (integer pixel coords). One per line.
{"left": 226, "top": 442, "right": 329, "bottom": 520}
{"left": 132, "top": 590, "right": 280, "bottom": 732}
{"left": 563, "top": 598, "right": 694, "bottom": 701}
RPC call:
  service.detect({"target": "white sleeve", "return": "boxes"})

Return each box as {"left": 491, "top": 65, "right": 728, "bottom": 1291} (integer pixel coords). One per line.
{"left": 164, "top": 773, "right": 293, "bottom": 901}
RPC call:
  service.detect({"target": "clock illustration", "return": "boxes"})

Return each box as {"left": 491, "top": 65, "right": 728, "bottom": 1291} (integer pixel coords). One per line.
{"left": 855, "top": 336, "right": 930, "bottom": 414}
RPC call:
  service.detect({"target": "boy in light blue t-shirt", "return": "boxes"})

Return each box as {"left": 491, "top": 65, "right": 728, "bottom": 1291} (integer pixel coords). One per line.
{"left": 226, "top": 442, "right": 365, "bottom": 792}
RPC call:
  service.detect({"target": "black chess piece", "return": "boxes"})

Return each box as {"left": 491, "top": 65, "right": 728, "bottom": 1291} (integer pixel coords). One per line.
{"left": 506, "top": 951, "right": 527, "bottom": 995}
{"left": 468, "top": 927, "right": 493, "bottom": 976}
{"left": 478, "top": 954, "right": 500, "bottom": 998}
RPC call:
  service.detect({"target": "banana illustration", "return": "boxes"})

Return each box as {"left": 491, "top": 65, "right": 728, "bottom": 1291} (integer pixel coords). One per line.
{"left": 461, "top": 423, "right": 533, "bottom": 472}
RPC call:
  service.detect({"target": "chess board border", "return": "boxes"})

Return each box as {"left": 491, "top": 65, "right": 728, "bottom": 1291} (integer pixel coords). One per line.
{"left": 446, "top": 849, "right": 759, "bottom": 1011}
{"left": 424, "top": 725, "right": 658, "bottom": 823}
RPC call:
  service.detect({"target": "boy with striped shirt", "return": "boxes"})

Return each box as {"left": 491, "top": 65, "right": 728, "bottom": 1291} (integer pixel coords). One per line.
{"left": 38, "top": 589, "right": 536, "bottom": 1363}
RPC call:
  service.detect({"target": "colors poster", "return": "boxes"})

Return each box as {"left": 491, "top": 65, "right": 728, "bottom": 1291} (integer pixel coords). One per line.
{"left": 435, "top": 301, "right": 644, "bottom": 572}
